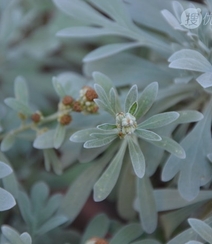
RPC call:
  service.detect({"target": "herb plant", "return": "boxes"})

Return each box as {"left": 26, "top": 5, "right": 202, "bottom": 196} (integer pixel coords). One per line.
{"left": 1, "top": 0, "right": 212, "bottom": 243}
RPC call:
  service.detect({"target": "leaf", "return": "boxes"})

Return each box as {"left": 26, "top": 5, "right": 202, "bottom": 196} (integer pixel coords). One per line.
{"left": 110, "top": 223, "right": 143, "bottom": 244}
{"left": 14, "top": 76, "right": 29, "bottom": 105}
{"left": 57, "top": 27, "right": 119, "bottom": 38}
{"left": 0, "top": 134, "right": 16, "bottom": 152}
{"left": 1, "top": 226, "right": 23, "bottom": 244}
{"left": 93, "top": 140, "right": 127, "bottom": 202}
{"left": 109, "top": 87, "right": 121, "bottom": 113}
{"left": 161, "top": 9, "right": 185, "bottom": 31}
{"left": 128, "top": 137, "right": 145, "bottom": 178}
{"left": 20, "top": 233, "right": 32, "bottom": 244}
{"left": 117, "top": 155, "right": 136, "bottom": 220}
{"left": 97, "top": 123, "right": 116, "bottom": 130}
{"left": 0, "top": 187, "right": 16, "bottom": 211}
{"left": 196, "top": 72, "right": 212, "bottom": 88}
{"left": 70, "top": 128, "right": 99, "bottom": 143}
{"left": 4, "top": 98, "right": 31, "bottom": 116}
{"left": 54, "top": 123, "right": 66, "bottom": 149}
{"left": 0, "top": 161, "right": 13, "bottom": 178}
{"left": 135, "top": 82, "right": 158, "bottom": 119}
{"left": 132, "top": 240, "right": 161, "bottom": 244}
{"left": 124, "top": 85, "right": 138, "bottom": 113}
{"left": 137, "top": 112, "right": 179, "bottom": 130}
{"left": 59, "top": 151, "right": 114, "bottom": 221}
{"left": 188, "top": 218, "right": 212, "bottom": 244}
{"left": 94, "top": 84, "right": 110, "bottom": 104}
{"left": 168, "top": 49, "right": 212, "bottom": 72}
{"left": 162, "top": 103, "right": 212, "bottom": 201}
{"left": 92, "top": 72, "right": 113, "bottom": 95}
{"left": 53, "top": 0, "right": 109, "bottom": 26}
{"left": 129, "top": 102, "right": 138, "bottom": 115}
{"left": 80, "top": 214, "right": 110, "bottom": 244}
{"left": 153, "top": 189, "right": 212, "bottom": 211}
{"left": 36, "top": 215, "right": 68, "bottom": 235}
{"left": 175, "top": 110, "right": 204, "bottom": 123}
{"left": 137, "top": 176, "right": 158, "bottom": 234}
{"left": 150, "top": 136, "right": 186, "bottom": 159}
{"left": 43, "top": 149, "right": 62, "bottom": 175}
{"left": 89, "top": 0, "right": 133, "bottom": 27}
{"left": 83, "top": 42, "right": 142, "bottom": 62}
{"left": 84, "top": 135, "right": 117, "bottom": 148}
{"left": 135, "top": 129, "right": 161, "bottom": 141}
{"left": 33, "top": 130, "right": 55, "bottom": 149}
{"left": 94, "top": 98, "right": 116, "bottom": 116}
{"left": 52, "top": 77, "right": 66, "bottom": 98}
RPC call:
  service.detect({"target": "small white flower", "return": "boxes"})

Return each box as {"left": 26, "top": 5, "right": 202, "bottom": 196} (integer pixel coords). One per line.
{"left": 116, "top": 112, "right": 137, "bottom": 137}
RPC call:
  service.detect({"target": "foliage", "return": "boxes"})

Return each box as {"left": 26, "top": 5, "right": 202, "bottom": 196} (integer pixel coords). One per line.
{"left": 1, "top": 0, "right": 212, "bottom": 243}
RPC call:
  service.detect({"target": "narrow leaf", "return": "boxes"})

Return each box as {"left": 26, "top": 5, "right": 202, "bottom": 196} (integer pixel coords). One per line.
{"left": 20, "top": 233, "right": 32, "bottom": 244}
{"left": 175, "top": 110, "right": 204, "bottom": 123}
{"left": 0, "top": 188, "right": 16, "bottom": 211}
{"left": 128, "top": 137, "right": 145, "bottom": 178}
{"left": 94, "top": 98, "right": 116, "bottom": 116}
{"left": 37, "top": 215, "right": 68, "bottom": 235}
{"left": 124, "top": 85, "right": 138, "bottom": 113}
{"left": 14, "top": 76, "right": 29, "bottom": 105}
{"left": 1, "top": 226, "right": 23, "bottom": 244}
{"left": 4, "top": 98, "right": 31, "bottom": 116}
{"left": 83, "top": 42, "right": 142, "bottom": 62}
{"left": 57, "top": 26, "right": 118, "bottom": 38}
{"left": 33, "top": 130, "right": 55, "bottom": 149}
{"left": 52, "top": 77, "right": 66, "bottom": 98}
{"left": 0, "top": 134, "right": 15, "bottom": 152}
{"left": 138, "top": 112, "right": 179, "bottom": 130}
{"left": 81, "top": 214, "right": 110, "bottom": 244}
{"left": 0, "top": 161, "right": 13, "bottom": 178}
{"left": 84, "top": 135, "right": 117, "bottom": 148}
{"left": 54, "top": 123, "right": 66, "bottom": 149}
{"left": 110, "top": 223, "right": 143, "bottom": 244}
{"left": 92, "top": 72, "right": 113, "bottom": 95}
{"left": 129, "top": 102, "right": 138, "bottom": 115}
{"left": 97, "top": 123, "right": 116, "bottom": 130}
{"left": 135, "top": 129, "right": 161, "bottom": 141}
{"left": 93, "top": 140, "right": 127, "bottom": 201}
{"left": 137, "top": 176, "right": 158, "bottom": 233}
{"left": 135, "top": 82, "right": 158, "bottom": 119}
{"left": 70, "top": 128, "right": 99, "bottom": 143}
{"left": 150, "top": 136, "right": 186, "bottom": 159}
{"left": 196, "top": 72, "right": 212, "bottom": 88}
{"left": 188, "top": 218, "right": 212, "bottom": 244}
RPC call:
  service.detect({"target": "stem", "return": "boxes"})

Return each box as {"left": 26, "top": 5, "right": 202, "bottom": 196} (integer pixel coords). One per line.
{"left": 0, "top": 109, "right": 73, "bottom": 140}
